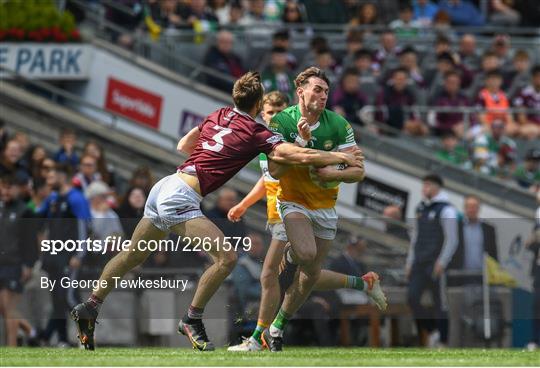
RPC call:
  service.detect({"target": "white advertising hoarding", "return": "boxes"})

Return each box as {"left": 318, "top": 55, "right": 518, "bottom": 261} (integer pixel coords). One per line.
{"left": 0, "top": 43, "right": 92, "bottom": 79}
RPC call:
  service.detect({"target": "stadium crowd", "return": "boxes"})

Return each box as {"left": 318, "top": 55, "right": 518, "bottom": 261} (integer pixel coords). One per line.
{"left": 81, "top": 0, "right": 540, "bottom": 193}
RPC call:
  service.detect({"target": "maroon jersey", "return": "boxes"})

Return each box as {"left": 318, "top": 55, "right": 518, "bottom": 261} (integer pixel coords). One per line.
{"left": 178, "top": 107, "right": 283, "bottom": 196}
{"left": 513, "top": 85, "right": 540, "bottom": 125}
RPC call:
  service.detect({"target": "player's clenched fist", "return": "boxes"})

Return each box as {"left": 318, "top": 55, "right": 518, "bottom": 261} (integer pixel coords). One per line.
{"left": 297, "top": 117, "right": 311, "bottom": 141}
{"left": 227, "top": 203, "right": 246, "bottom": 222}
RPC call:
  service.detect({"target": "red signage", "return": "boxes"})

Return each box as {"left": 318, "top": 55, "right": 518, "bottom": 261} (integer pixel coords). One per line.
{"left": 105, "top": 77, "right": 162, "bottom": 129}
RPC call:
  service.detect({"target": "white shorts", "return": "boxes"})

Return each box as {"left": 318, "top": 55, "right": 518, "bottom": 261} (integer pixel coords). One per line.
{"left": 277, "top": 200, "right": 338, "bottom": 240}
{"left": 267, "top": 222, "right": 288, "bottom": 242}
{"left": 144, "top": 173, "right": 204, "bottom": 232}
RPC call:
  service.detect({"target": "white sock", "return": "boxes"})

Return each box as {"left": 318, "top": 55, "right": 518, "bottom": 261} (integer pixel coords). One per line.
{"left": 248, "top": 336, "right": 261, "bottom": 347}
{"left": 269, "top": 324, "right": 283, "bottom": 338}
{"left": 29, "top": 328, "right": 37, "bottom": 338}
{"left": 286, "top": 249, "right": 295, "bottom": 264}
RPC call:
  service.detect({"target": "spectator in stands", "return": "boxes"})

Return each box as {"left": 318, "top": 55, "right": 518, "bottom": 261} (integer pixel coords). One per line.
{"left": 185, "top": 0, "right": 219, "bottom": 29}
{"left": 0, "top": 119, "right": 7, "bottom": 152}
{"left": 39, "top": 163, "right": 91, "bottom": 347}
{"left": 513, "top": 65, "right": 540, "bottom": 140}
{"left": 231, "top": 232, "right": 265, "bottom": 312}
{"left": 208, "top": 0, "right": 229, "bottom": 24}
{"left": 27, "top": 177, "right": 50, "bottom": 214}
{"left": 525, "top": 190, "right": 540, "bottom": 351}
{"left": 412, "top": 0, "right": 439, "bottom": 27}
{"left": 421, "top": 35, "right": 454, "bottom": 75}
{"left": 54, "top": 128, "right": 79, "bottom": 171}
{"left": 303, "top": 0, "right": 347, "bottom": 24}
{"left": 432, "top": 10, "right": 456, "bottom": 38}
{"left": 219, "top": 1, "right": 244, "bottom": 27}
{"left": 85, "top": 181, "right": 124, "bottom": 270}
{"left": 489, "top": 0, "right": 521, "bottom": 26}
{"left": 0, "top": 139, "right": 28, "bottom": 179}
{"left": 431, "top": 71, "right": 471, "bottom": 137}
{"left": 436, "top": 131, "right": 469, "bottom": 167}
{"left": 513, "top": 149, "right": 540, "bottom": 192}
{"left": 12, "top": 133, "right": 30, "bottom": 162}
{"left": 375, "top": 68, "right": 427, "bottom": 136}
{"left": 453, "top": 195, "right": 498, "bottom": 274}
{"left": 373, "top": 30, "right": 401, "bottom": 72}
{"left": 382, "top": 205, "right": 410, "bottom": 241}
{"left": 330, "top": 68, "right": 367, "bottom": 127}
{"left": 348, "top": 2, "right": 380, "bottom": 29}
{"left": 239, "top": 0, "right": 267, "bottom": 25}
{"left": 353, "top": 49, "right": 378, "bottom": 102}
{"left": 148, "top": 0, "right": 188, "bottom": 29}
{"left": 313, "top": 47, "right": 339, "bottom": 87}
{"left": 505, "top": 50, "right": 530, "bottom": 99}
{"left": 490, "top": 34, "right": 513, "bottom": 71}
{"left": 73, "top": 154, "right": 101, "bottom": 193}
{"left": 438, "top": 0, "right": 485, "bottom": 26}
{"left": 104, "top": 0, "right": 143, "bottom": 48}
{"left": 27, "top": 145, "right": 47, "bottom": 181}
{"left": 458, "top": 34, "right": 480, "bottom": 71}
{"left": 117, "top": 186, "right": 146, "bottom": 239}
{"left": 129, "top": 166, "right": 154, "bottom": 195}
{"left": 0, "top": 175, "right": 39, "bottom": 346}
{"left": 341, "top": 30, "right": 364, "bottom": 69}
{"left": 406, "top": 174, "right": 458, "bottom": 348}
{"left": 473, "top": 119, "right": 517, "bottom": 176}
{"left": 37, "top": 158, "right": 56, "bottom": 183}
{"left": 281, "top": 0, "right": 312, "bottom": 36}
{"left": 468, "top": 51, "right": 501, "bottom": 98}
{"left": 300, "top": 35, "right": 328, "bottom": 71}
{"left": 257, "top": 30, "right": 297, "bottom": 75}
{"left": 203, "top": 30, "right": 245, "bottom": 92}
{"left": 204, "top": 187, "right": 246, "bottom": 239}
{"left": 396, "top": 46, "right": 426, "bottom": 90}
{"left": 261, "top": 47, "right": 296, "bottom": 103}
{"left": 329, "top": 236, "right": 367, "bottom": 280}
{"left": 83, "top": 140, "right": 114, "bottom": 189}
{"left": 477, "top": 70, "right": 516, "bottom": 133}
{"left": 389, "top": 4, "right": 421, "bottom": 37}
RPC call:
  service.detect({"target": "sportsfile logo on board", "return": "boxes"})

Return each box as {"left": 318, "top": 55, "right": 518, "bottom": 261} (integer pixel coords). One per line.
{"left": 105, "top": 77, "right": 163, "bottom": 128}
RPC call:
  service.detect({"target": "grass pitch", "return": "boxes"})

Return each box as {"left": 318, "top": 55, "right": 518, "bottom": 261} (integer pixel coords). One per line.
{"left": 1, "top": 347, "right": 539, "bottom": 366}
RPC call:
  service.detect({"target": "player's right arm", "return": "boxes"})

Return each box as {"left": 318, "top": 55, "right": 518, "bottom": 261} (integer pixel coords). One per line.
{"left": 177, "top": 127, "right": 201, "bottom": 155}
{"left": 268, "top": 142, "right": 362, "bottom": 168}
{"left": 228, "top": 177, "right": 266, "bottom": 222}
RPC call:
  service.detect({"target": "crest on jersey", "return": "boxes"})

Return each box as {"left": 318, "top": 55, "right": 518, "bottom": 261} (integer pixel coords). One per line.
{"left": 323, "top": 140, "right": 333, "bottom": 150}
{"left": 267, "top": 135, "right": 283, "bottom": 144}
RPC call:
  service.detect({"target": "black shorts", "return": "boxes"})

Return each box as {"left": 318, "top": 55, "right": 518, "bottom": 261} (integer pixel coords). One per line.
{"left": 0, "top": 265, "right": 23, "bottom": 293}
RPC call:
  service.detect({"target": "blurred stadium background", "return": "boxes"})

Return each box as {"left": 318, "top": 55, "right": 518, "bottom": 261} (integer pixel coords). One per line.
{"left": 0, "top": 0, "right": 539, "bottom": 353}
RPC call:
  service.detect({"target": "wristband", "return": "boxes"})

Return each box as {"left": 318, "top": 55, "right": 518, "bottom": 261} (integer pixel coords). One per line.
{"left": 295, "top": 135, "right": 308, "bottom": 147}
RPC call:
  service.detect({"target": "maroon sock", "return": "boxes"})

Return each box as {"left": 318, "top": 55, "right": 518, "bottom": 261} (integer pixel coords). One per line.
{"left": 86, "top": 294, "right": 103, "bottom": 312}
{"left": 187, "top": 305, "right": 204, "bottom": 320}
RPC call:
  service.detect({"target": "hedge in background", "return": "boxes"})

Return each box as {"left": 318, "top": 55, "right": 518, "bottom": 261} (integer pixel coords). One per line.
{"left": 0, "top": 0, "right": 80, "bottom": 42}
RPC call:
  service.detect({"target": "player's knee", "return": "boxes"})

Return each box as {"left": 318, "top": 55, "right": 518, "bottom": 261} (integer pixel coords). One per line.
{"left": 294, "top": 248, "right": 317, "bottom": 265}
{"left": 218, "top": 251, "right": 237, "bottom": 272}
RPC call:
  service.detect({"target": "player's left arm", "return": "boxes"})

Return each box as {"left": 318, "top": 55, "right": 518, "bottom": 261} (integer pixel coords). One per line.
{"left": 314, "top": 119, "right": 365, "bottom": 183}
{"left": 177, "top": 127, "right": 201, "bottom": 155}
{"left": 313, "top": 146, "right": 365, "bottom": 183}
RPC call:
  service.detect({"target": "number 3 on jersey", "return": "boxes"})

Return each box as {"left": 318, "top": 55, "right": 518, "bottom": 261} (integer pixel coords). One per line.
{"left": 202, "top": 126, "right": 232, "bottom": 152}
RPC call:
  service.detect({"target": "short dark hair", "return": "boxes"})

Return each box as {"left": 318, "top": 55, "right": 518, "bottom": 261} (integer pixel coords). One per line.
{"left": 531, "top": 65, "right": 540, "bottom": 76}
{"left": 486, "top": 69, "right": 503, "bottom": 79}
{"left": 436, "top": 35, "right": 450, "bottom": 45}
{"left": 392, "top": 67, "right": 409, "bottom": 77}
{"left": 354, "top": 48, "right": 372, "bottom": 60}
{"left": 55, "top": 163, "right": 74, "bottom": 177}
{"left": 272, "top": 29, "right": 289, "bottom": 41}
{"left": 0, "top": 175, "right": 17, "bottom": 187}
{"left": 422, "top": 173, "right": 444, "bottom": 187}
{"left": 444, "top": 70, "right": 461, "bottom": 80}
{"left": 232, "top": 71, "right": 264, "bottom": 112}
{"left": 399, "top": 46, "right": 416, "bottom": 56}
{"left": 294, "top": 67, "right": 330, "bottom": 88}
{"left": 441, "top": 131, "right": 457, "bottom": 140}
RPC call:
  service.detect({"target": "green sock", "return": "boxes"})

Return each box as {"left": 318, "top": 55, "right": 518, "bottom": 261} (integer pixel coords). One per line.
{"left": 251, "top": 321, "right": 267, "bottom": 344}
{"left": 271, "top": 308, "right": 291, "bottom": 332}
{"left": 346, "top": 275, "right": 365, "bottom": 291}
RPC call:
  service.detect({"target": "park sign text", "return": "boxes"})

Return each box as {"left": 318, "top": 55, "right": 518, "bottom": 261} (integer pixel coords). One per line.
{"left": 0, "top": 43, "right": 92, "bottom": 79}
